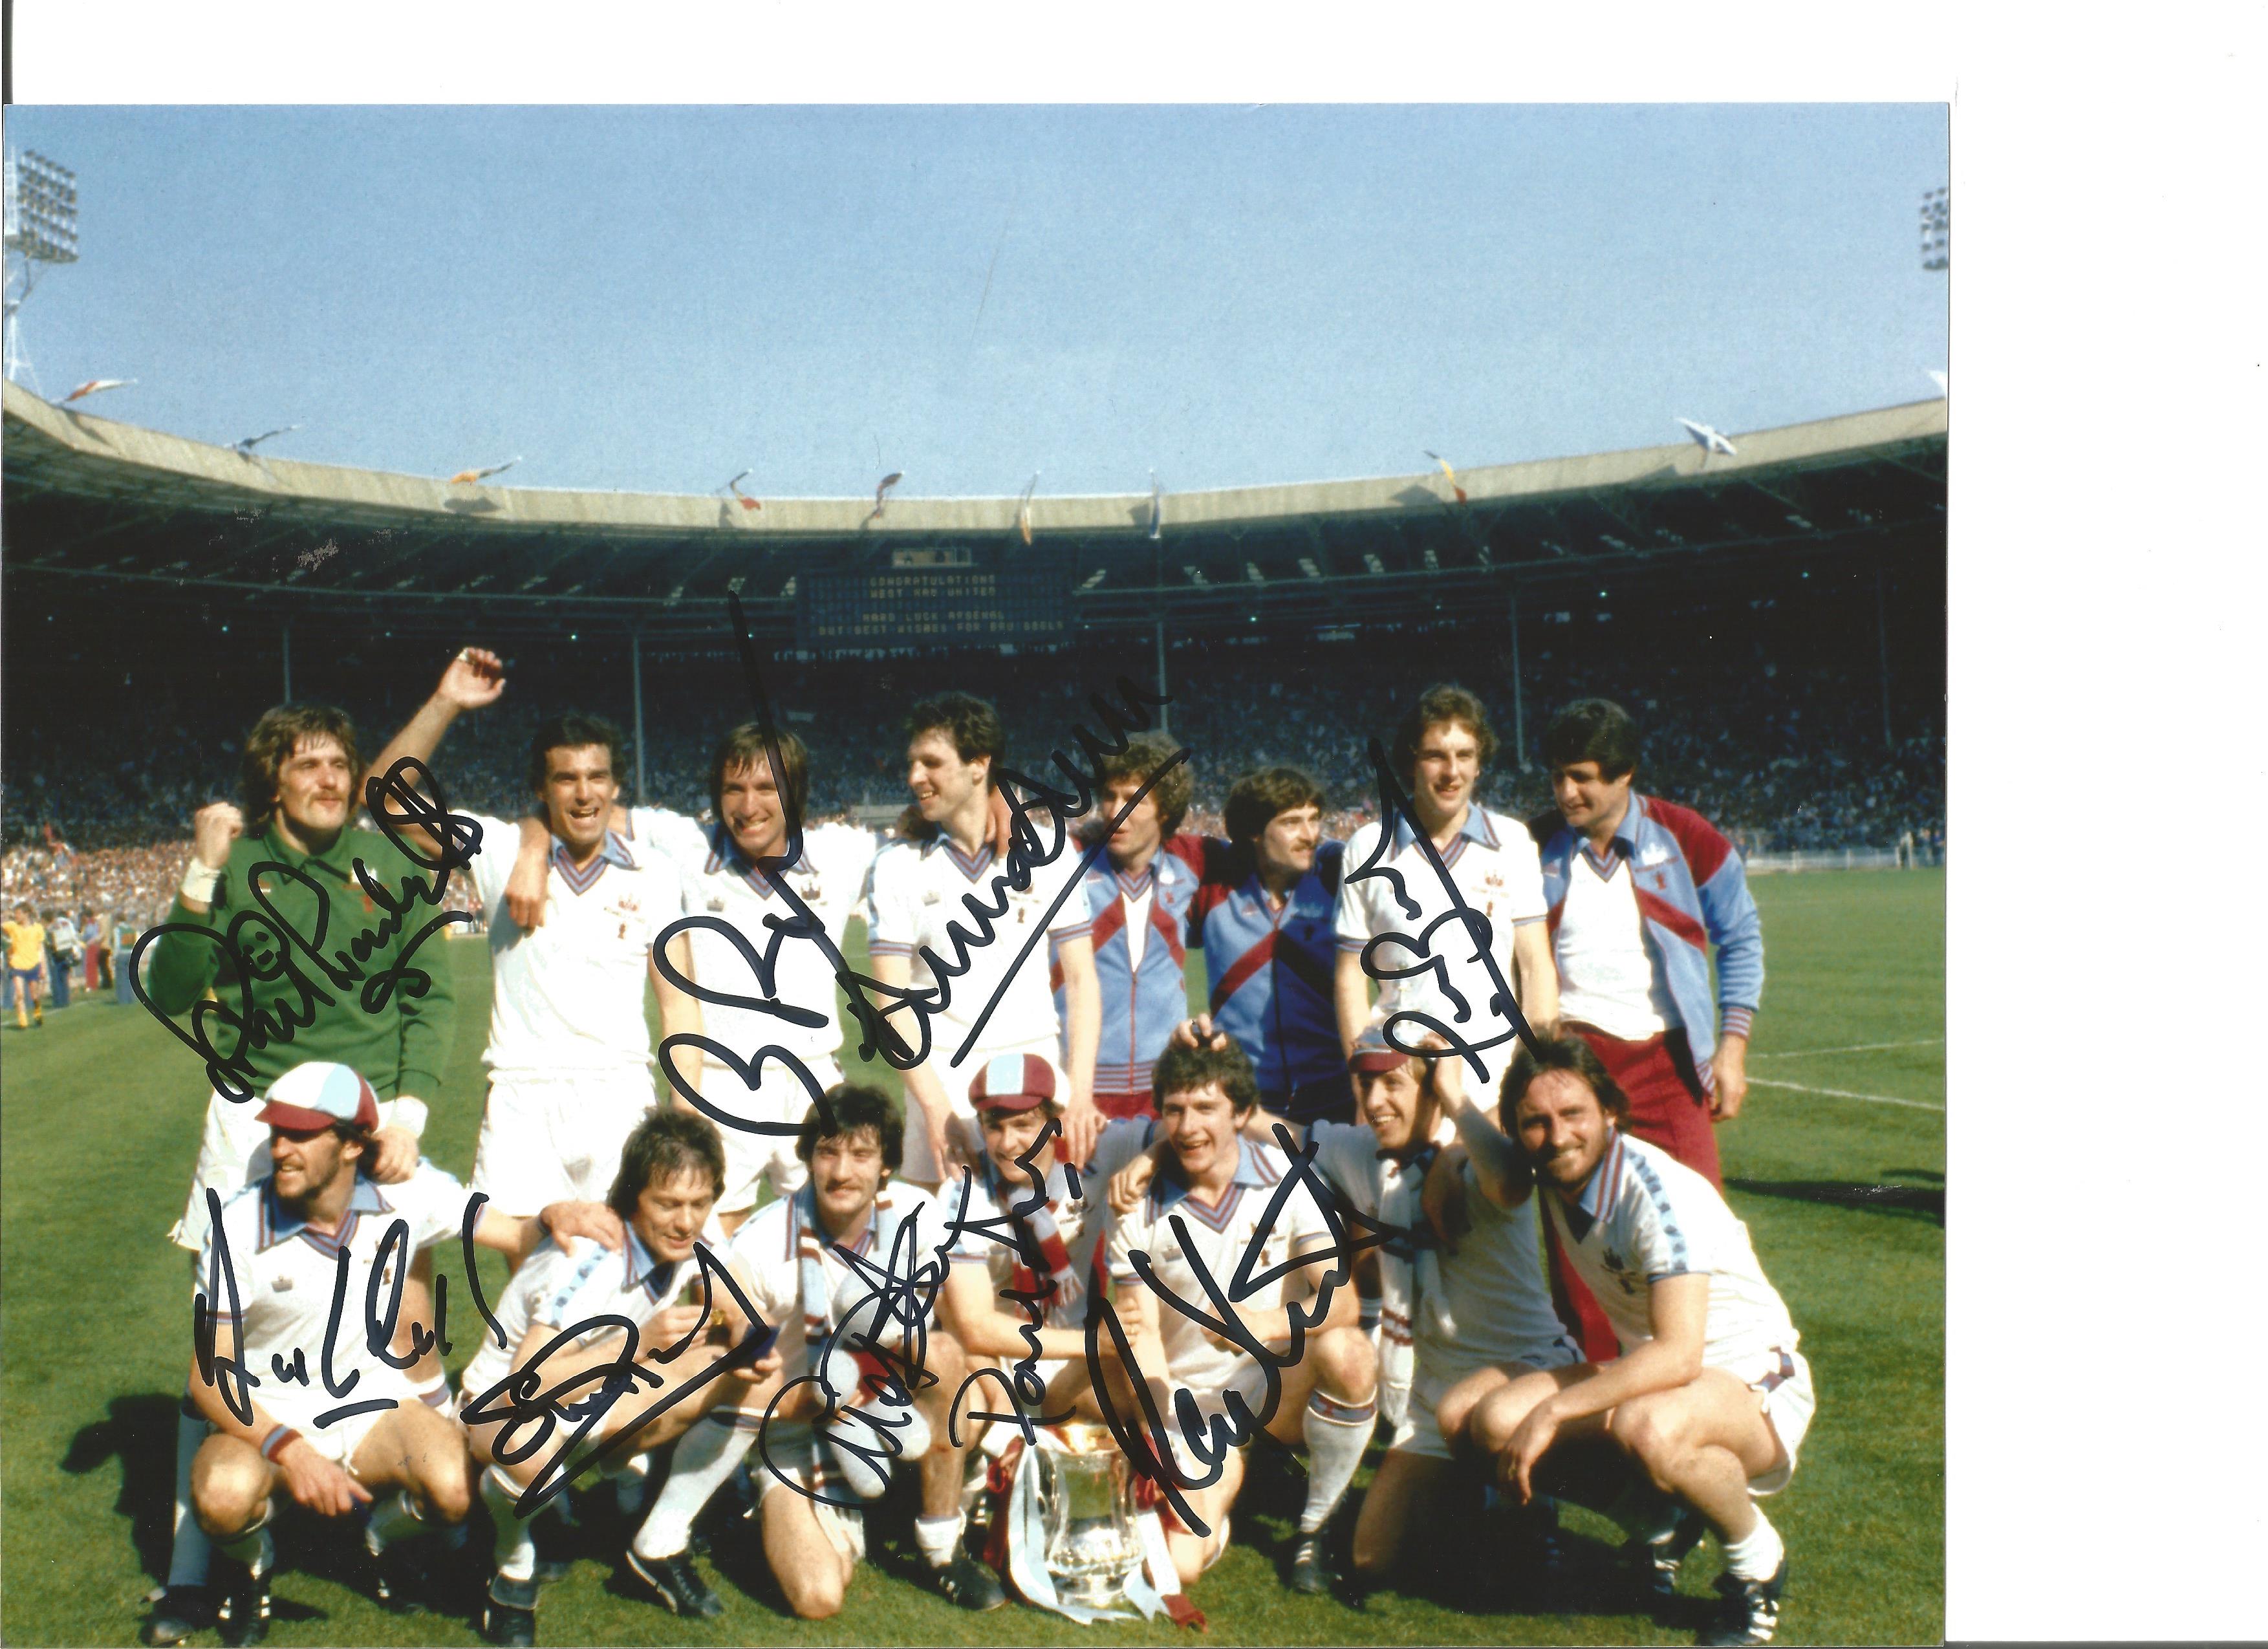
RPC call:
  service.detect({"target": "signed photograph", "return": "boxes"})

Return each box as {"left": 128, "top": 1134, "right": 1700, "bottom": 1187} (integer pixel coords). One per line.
{"left": 3, "top": 96, "right": 1949, "bottom": 1648}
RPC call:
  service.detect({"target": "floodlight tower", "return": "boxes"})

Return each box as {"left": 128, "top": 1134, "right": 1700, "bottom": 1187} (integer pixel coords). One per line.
{"left": 3, "top": 146, "right": 81, "bottom": 391}
{"left": 1918, "top": 185, "right": 1949, "bottom": 272}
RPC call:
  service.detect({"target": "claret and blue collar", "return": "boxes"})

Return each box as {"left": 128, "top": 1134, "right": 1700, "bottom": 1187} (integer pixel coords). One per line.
{"left": 552, "top": 830, "right": 638, "bottom": 894}
{"left": 705, "top": 821, "right": 805, "bottom": 892}
{"left": 1559, "top": 1132, "right": 1630, "bottom": 1243}
{"left": 622, "top": 1225, "right": 675, "bottom": 1299}
{"left": 1390, "top": 805, "right": 1500, "bottom": 855}
{"left": 263, "top": 1172, "right": 387, "bottom": 1244}
{"left": 1153, "top": 1134, "right": 1273, "bottom": 1210}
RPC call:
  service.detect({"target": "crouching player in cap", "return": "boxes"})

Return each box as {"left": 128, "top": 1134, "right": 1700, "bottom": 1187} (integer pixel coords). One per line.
{"left": 1293, "top": 1023, "right": 1584, "bottom": 1598}
{"left": 653, "top": 1084, "right": 1002, "bottom": 1620}
{"left": 1096, "top": 1037, "right": 1377, "bottom": 1590}
{"left": 937, "top": 1053, "right": 1120, "bottom": 1420}
{"left": 186, "top": 1063, "right": 552, "bottom": 1646}
{"left": 458, "top": 1108, "right": 779, "bottom": 1646}
{"left": 1434, "top": 1037, "right": 1814, "bottom": 1646}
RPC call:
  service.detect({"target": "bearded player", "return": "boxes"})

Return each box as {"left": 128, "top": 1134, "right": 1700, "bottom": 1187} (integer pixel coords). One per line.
{"left": 1436, "top": 1038, "right": 1813, "bottom": 1647}
{"left": 140, "top": 700, "right": 455, "bottom": 1645}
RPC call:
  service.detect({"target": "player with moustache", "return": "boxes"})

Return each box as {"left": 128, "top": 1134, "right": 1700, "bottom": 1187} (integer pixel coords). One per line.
{"left": 459, "top": 1109, "right": 780, "bottom": 1645}
{"left": 661, "top": 1083, "right": 1006, "bottom": 1619}
{"left": 367, "top": 651, "right": 698, "bottom": 1246}
{"left": 1259, "top": 1021, "right": 1582, "bottom": 1597}
{"left": 1095, "top": 1037, "right": 1376, "bottom": 1590}
{"left": 1433, "top": 1037, "right": 1813, "bottom": 1648}
{"left": 140, "top": 702, "right": 455, "bottom": 1645}
{"left": 865, "top": 693, "right": 1101, "bottom": 1185}
{"left": 186, "top": 1062, "right": 581, "bottom": 1646}
{"left": 1335, "top": 684, "right": 1558, "bottom": 1088}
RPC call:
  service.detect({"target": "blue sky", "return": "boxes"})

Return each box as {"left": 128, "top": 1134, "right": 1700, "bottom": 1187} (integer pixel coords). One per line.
{"left": 6, "top": 105, "right": 1946, "bottom": 498}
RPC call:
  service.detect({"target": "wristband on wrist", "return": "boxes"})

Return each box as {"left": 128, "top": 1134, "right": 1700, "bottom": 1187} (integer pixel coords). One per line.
{"left": 260, "top": 1425, "right": 301, "bottom": 1461}
{"left": 381, "top": 1095, "right": 429, "bottom": 1139}
{"left": 180, "top": 861, "right": 222, "bottom": 904}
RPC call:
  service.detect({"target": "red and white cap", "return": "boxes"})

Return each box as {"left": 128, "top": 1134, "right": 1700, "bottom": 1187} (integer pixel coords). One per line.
{"left": 257, "top": 1061, "right": 382, "bottom": 1134}
{"left": 966, "top": 1051, "right": 1057, "bottom": 1113}
{"left": 1347, "top": 1021, "right": 1413, "bottom": 1075}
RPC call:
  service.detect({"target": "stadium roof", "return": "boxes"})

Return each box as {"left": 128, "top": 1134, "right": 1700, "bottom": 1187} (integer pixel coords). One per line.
{"left": 3, "top": 378, "right": 1943, "bottom": 640}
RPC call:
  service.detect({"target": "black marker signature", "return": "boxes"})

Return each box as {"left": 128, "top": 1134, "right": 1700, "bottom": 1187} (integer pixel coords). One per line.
{"left": 1083, "top": 1124, "right": 1405, "bottom": 1537}
{"left": 940, "top": 1117, "right": 1081, "bottom": 1445}
{"left": 754, "top": 1205, "right": 953, "bottom": 1511}
{"left": 1345, "top": 737, "right": 1544, "bottom": 1084}
{"left": 191, "top": 1188, "right": 457, "bottom": 1431}
{"left": 707, "top": 591, "right": 1176, "bottom": 1086}
{"left": 129, "top": 758, "right": 480, "bottom": 1102}
{"left": 462, "top": 1242, "right": 778, "bottom": 1516}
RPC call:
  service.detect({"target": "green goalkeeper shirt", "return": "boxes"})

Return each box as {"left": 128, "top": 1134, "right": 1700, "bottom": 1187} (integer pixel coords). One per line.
{"left": 139, "top": 819, "right": 457, "bottom": 1101}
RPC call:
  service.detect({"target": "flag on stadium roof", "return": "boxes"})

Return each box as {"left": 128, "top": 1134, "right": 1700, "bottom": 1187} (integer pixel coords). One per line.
{"left": 1927, "top": 370, "right": 1947, "bottom": 394}
{"left": 1147, "top": 472, "right": 1163, "bottom": 541}
{"left": 1423, "top": 450, "right": 1469, "bottom": 504}
{"left": 723, "top": 468, "right": 761, "bottom": 510}
{"left": 869, "top": 470, "right": 903, "bottom": 522}
{"left": 1016, "top": 472, "right": 1039, "bottom": 544}
{"left": 61, "top": 378, "right": 135, "bottom": 403}
{"left": 233, "top": 424, "right": 299, "bottom": 457}
{"left": 1676, "top": 418, "right": 1738, "bottom": 460}
{"left": 448, "top": 456, "right": 521, "bottom": 485}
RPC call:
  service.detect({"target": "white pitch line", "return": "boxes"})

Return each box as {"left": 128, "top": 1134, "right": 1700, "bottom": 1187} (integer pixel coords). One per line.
{"left": 1747, "top": 1076, "right": 1945, "bottom": 1113}
{"left": 1753, "top": 1038, "right": 1945, "bottom": 1059}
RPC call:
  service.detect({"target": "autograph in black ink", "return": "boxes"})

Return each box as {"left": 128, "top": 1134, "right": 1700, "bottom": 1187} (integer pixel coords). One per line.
{"left": 1082, "top": 1123, "right": 1405, "bottom": 1538}
{"left": 660, "top": 594, "right": 1179, "bottom": 1136}
{"left": 753, "top": 1201, "right": 953, "bottom": 1511}
{"left": 939, "top": 1115, "right": 1082, "bottom": 1447}
{"left": 1346, "top": 736, "right": 1544, "bottom": 1083}
{"left": 129, "top": 757, "right": 481, "bottom": 1101}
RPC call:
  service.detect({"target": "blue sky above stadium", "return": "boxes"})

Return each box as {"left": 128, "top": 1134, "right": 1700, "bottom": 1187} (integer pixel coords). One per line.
{"left": 6, "top": 104, "right": 1946, "bottom": 499}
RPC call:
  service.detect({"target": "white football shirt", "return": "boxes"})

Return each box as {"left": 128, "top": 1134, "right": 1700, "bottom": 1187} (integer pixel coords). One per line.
{"left": 1105, "top": 1137, "right": 1334, "bottom": 1396}
{"left": 457, "top": 1220, "right": 729, "bottom": 1404}
{"left": 195, "top": 1163, "right": 467, "bottom": 1435}
{"left": 1336, "top": 807, "right": 1547, "bottom": 1064}
{"left": 725, "top": 1183, "right": 950, "bottom": 1397}
{"left": 674, "top": 817, "right": 878, "bottom": 1072}
{"left": 1544, "top": 1131, "right": 1798, "bottom": 1371}
{"left": 1304, "top": 1120, "right": 1569, "bottom": 1378}
{"left": 1553, "top": 847, "right": 1678, "bottom": 1038}
{"left": 466, "top": 816, "right": 676, "bottom": 1078}
{"left": 867, "top": 834, "right": 1093, "bottom": 1083}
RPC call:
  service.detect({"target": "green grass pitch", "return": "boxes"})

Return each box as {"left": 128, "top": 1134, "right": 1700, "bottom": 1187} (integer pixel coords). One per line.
{"left": 1, "top": 869, "right": 1943, "bottom": 1646}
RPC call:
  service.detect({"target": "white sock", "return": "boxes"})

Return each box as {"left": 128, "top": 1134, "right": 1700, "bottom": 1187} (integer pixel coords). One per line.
{"left": 1720, "top": 1507, "right": 1784, "bottom": 1581}
{"left": 219, "top": 1524, "right": 274, "bottom": 1579}
{"left": 366, "top": 1488, "right": 426, "bottom": 1551}
{"left": 914, "top": 1511, "right": 964, "bottom": 1569}
{"left": 632, "top": 1412, "right": 759, "bottom": 1561}
{"left": 166, "top": 1406, "right": 215, "bottom": 1589}
{"left": 612, "top": 1451, "right": 653, "bottom": 1518}
{"left": 1299, "top": 1388, "right": 1377, "bottom": 1534}
{"left": 482, "top": 1467, "right": 537, "bottom": 1582}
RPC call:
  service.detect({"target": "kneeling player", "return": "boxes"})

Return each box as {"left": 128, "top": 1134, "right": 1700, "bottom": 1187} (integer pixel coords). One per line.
{"left": 938, "top": 1052, "right": 1152, "bottom": 1435}
{"left": 695, "top": 1084, "right": 1004, "bottom": 1619}
{"left": 186, "top": 1064, "right": 532, "bottom": 1645}
{"left": 1097, "top": 1039, "right": 1376, "bottom": 1588}
{"left": 458, "top": 1110, "right": 777, "bottom": 1646}
{"left": 1436, "top": 1038, "right": 1814, "bottom": 1647}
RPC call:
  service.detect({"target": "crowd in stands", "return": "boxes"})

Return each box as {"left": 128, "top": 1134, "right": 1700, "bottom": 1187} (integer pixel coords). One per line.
{"left": 3, "top": 595, "right": 1943, "bottom": 927}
